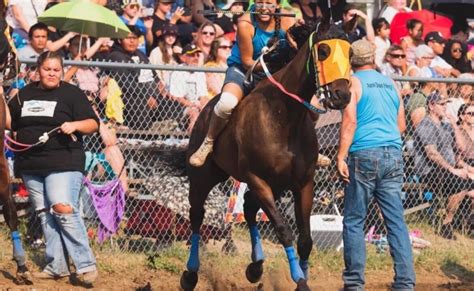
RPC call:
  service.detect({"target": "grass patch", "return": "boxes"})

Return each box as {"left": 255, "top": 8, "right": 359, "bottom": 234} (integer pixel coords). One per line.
{"left": 146, "top": 253, "right": 181, "bottom": 274}
{"left": 145, "top": 242, "right": 187, "bottom": 274}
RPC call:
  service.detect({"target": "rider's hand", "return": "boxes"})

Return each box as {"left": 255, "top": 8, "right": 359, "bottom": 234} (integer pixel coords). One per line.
{"left": 336, "top": 158, "right": 350, "bottom": 183}
{"left": 60, "top": 122, "right": 77, "bottom": 135}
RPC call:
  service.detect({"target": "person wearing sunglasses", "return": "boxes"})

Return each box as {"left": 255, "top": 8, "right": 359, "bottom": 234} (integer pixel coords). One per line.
{"left": 204, "top": 38, "right": 233, "bottom": 100}
{"left": 425, "top": 32, "right": 460, "bottom": 78}
{"left": 196, "top": 22, "right": 218, "bottom": 64}
{"left": 119, "top": 0, "right": 152, "bottom": 55}
{"left": 380, "top": 45, "right": 410, "bottom": 95}
{"left": 441, "top": 40, "right": 472, "bottom": 74}
{"left": 189, "top": 0, "right": 297, "bottom": 167}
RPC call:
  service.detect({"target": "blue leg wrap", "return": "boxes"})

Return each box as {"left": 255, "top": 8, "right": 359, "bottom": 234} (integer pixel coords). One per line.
{"left": 249, "top": 225, "right": 264, "bottom": 262}
{"left": 299, "top": 259, "right": 309, "bottom": 280}
{"left": 186, "top": 234, "right": 201, "bottom": 272}
{"left": 285, "top": 246, "right": 305, "bottom": 283}
{"left": 11, "top": 231, "right": 26, "bottom": 266}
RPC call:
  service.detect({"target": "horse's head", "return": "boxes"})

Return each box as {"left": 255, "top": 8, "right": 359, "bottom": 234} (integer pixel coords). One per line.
{"left": 294, "top": 16, "right": 356, "bottom": 110}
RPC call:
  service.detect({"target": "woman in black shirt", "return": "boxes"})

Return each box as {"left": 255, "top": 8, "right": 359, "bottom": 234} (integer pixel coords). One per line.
{"left": 8, "top": 51, "right": 99, "bottom": 284}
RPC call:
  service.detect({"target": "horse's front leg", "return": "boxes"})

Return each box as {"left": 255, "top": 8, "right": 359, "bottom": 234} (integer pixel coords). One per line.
{"left": 247, "top": 175, "right": 308, "bottom": 290}
{"left": 243, "top": 189, "right": 265, "bottom": 283}
{"left": 181, "top": 165, "right": 227, "bottom": 290}
{"left": 293, "top": 178, "right": 315, "bottom": 280}
{"left": 0, "top": 178, "right": 32, "bottom": 285}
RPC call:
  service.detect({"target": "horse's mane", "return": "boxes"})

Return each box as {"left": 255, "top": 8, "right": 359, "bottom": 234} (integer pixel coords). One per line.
{"left": 264, "top": 19, "right": 348, "bottom": 72}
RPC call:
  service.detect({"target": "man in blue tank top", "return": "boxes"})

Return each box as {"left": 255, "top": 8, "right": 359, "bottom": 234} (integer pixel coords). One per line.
{"left": 336, "top": 39, "right": 416, "bottom": 290}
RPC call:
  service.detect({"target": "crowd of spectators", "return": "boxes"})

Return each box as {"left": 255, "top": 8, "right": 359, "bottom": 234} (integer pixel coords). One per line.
{"left": 2, "top": 0, "right": 473, "bottom": 239}
{"left": 4, "top": 0, "right": 473, "bottom": 131}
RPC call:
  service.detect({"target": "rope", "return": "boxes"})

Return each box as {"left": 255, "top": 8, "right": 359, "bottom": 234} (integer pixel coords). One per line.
{"left": 4, "top": 127, "right": 78, "bottom": 152}
{"left": 259, "top": 53, "right": 326, "bottom": 114}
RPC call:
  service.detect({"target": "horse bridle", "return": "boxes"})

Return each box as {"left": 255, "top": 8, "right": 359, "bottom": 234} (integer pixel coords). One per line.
{"left": 255, "top": 25, "right": 350, "bottom": 114}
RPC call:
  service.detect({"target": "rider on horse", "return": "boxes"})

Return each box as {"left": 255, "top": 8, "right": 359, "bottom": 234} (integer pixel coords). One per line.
{"left": 189, "top": 0, "right": 296, "bottom": 167}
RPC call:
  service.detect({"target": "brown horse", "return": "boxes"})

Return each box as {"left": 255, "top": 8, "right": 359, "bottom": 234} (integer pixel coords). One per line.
{"left": 181, "top": 18, "right": 353, "bottom": 290}
{"left": 0, "top": 2, "right": 32, "bottom": 284}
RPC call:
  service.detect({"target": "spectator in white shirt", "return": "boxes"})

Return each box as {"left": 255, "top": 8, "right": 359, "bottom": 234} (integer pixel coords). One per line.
{"left": 169, "top": 44, "right": 207, "bottom": 133}
{"left": 380, "top": 45, "right": 410, "bottom": 95}
{"left": 425, "top": 31, "right": 461, "bottom": 77}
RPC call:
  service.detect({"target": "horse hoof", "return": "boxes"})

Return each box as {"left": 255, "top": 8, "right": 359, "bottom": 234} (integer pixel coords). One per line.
{"left": 15, "top": 271, "right": 33, "bottom": 285}
{"left": 180, "top": 270, "right": 198, "bottom": 290}
{"left": 245, "top": 260, "right": 264, "bottom": 283}
{"left": 295, "top": 279, "right": 310, "bottom": 291}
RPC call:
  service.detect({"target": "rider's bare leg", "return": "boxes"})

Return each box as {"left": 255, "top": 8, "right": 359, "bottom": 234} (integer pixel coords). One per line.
{"left": 189, "top": 84, "right": 243, "bottom": 167}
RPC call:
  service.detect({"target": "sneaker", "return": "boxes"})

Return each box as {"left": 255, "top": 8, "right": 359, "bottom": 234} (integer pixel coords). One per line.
{"left": 32, "top": 271, "right": 69, "bottom": 280}
{"left": 189, "top": 138, "right": 214, "bottom": 167}
{"left": 82, "top": 269, "right": 98, "bottom": 284}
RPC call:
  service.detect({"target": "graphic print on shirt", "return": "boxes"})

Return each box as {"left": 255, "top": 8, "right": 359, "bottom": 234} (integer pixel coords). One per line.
{"left": 21, "top": 100, "right": 57, "bottom": 117}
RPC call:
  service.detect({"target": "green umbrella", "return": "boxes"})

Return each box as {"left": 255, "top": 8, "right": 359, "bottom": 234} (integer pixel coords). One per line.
{"left": 38, "top": 0, "right": 130, "bottom": 39}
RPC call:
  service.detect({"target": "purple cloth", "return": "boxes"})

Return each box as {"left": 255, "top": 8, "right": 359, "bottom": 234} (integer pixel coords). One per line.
{"left": 84, "top": 177, "right": 126, "bottom": 243}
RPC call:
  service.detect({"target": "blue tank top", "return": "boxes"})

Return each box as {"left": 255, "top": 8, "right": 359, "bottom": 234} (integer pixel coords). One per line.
{"left": 227, "top": 6, "right": 286, "bottom": 67}
{"left": 350, "top": 70, "right": 402, "bottom": 153}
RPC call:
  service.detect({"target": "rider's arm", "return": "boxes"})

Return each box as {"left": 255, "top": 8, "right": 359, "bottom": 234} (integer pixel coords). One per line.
{"left": 237, "top": 19, "right": 256, "bottom": 71}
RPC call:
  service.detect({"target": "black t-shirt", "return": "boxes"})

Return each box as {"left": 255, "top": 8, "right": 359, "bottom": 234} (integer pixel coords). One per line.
{"left": 151, "top": 14, "right": 169, "bottom": 49}
{"left": 9, "top": 81, "right": 99, "bottom": 175}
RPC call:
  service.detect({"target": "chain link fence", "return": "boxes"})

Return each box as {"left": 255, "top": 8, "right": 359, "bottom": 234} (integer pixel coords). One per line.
{"left": 3, "top": 59, "right": 473, "bottom": 255}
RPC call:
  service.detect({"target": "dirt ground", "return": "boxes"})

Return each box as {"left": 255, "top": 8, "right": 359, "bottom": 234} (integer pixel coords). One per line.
{"left": 1, "top": 232, "right": 473, "bottom": 291}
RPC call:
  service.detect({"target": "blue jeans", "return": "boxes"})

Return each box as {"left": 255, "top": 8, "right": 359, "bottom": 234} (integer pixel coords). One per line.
{"left": 23, "top": 171, "right": 96, "bottom": 276}
{"left": 342, "top": 147, "right": 415, "bottom": 291}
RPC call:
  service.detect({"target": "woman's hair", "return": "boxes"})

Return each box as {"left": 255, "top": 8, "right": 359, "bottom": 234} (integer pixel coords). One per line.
{"left": 196, "top": 22, "right": 216, "bottom": 47}
{"left": 206, "top": 38, "right": 227, "bottom": 64}
{"left": 157, "top": 35, "right": 179, "bottom": 64}
{"left": 457, "top": 103, "right": 471, "bottom": 125}
{"left": 372, "top": 18, "right": 389, "bottom": 35}
{"left": 406, "top": 18, "right": 422, "bottom": 30}
{"left": 37, "top": 51, "right": 63, "bottom": 68}
{"left": 198, "top": 22, "right": 216, "bottom": 35}
{"left": 441, "top": 40, "right": 472, "bottom": 73}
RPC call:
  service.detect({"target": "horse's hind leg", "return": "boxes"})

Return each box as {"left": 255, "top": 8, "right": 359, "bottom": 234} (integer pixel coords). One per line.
{"left": 243, "top": 190, "right": 264, "bottom": 283}
{"left": 247, "top": 175, "right": 308, "bottom": 290}
{"left": 293, "top": 178, "right": 315, "bottom": 280}
{"left": 0, "top": 177, "right": 32, "bottom": 285}
{"left": 181, "top": 165, "right": 227, "bottom": 290}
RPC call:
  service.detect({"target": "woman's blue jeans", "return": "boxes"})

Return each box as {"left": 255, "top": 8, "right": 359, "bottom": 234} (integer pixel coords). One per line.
{"left": 342, "top": 147, "right": 415, "bottom": 291}
{"left": 23, "top": 171, "right": 96, "bottom": 276}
